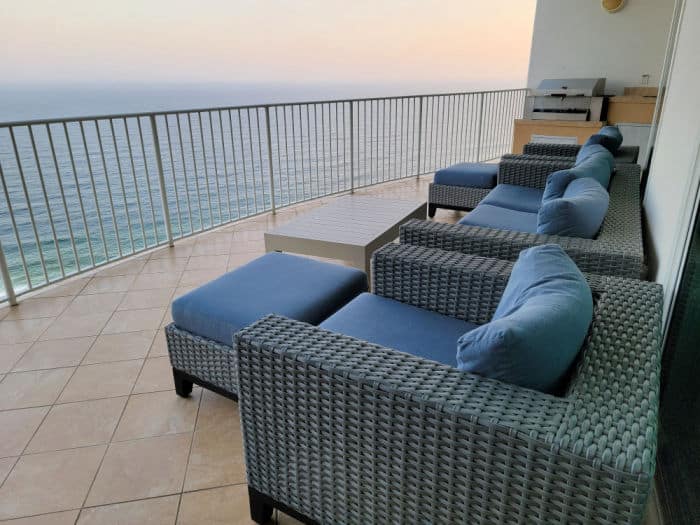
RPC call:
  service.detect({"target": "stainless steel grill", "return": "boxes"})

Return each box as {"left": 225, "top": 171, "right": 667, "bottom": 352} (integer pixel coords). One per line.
{"left": 525, "top": 78, "right": 606, "bottom": 121}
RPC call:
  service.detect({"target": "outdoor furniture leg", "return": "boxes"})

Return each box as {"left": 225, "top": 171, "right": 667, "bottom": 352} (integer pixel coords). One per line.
{"left": 172, "top": 368, "right": 194, "bottom": 398}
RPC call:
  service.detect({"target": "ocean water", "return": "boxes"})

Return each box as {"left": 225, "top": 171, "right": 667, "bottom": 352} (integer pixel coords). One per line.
{"left": 0, "top": 84, "right": 522, "bottom": 298}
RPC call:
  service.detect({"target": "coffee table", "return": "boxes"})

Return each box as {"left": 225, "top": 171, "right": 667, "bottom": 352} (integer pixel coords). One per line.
{"left": 264, "top": 196, "right": 426, "bottom": 275}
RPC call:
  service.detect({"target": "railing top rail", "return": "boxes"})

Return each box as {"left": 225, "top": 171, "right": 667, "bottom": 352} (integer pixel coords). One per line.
{"left": 0, "top": 88, "right": 527, "bottom": 128}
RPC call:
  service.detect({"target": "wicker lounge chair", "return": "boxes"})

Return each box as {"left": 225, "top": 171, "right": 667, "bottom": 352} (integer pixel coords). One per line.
{"left": 428, "top": 156, "right": 574, "bottom": 217}
{"left": 408, "top": 162, "right": 644, "bottom": 279}
{"left": 236, "top": 242, "right": 663, "bottom": 525}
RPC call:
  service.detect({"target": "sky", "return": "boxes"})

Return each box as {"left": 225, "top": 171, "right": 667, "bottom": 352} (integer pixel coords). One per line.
{"left": 1, "top": 0, "right": 536, "bottom": 91}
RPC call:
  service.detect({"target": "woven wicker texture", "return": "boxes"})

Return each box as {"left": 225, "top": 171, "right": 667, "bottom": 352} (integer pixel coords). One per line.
{"left": 523, "top": 142, "right": 582, "bottom": 157}
{"left": 403, "top": 164, "right": 644, "bottom": 279}
{"left": 501, "top": 153, "right": 577, "bottom": 164}
{"left": 166, "top": 323, "right": 238, "bottom": 395}
{"left": 235, "top": 244, "right": 662, "bottom": 524}
{"left": 428, "top": 183, "right": 491, "bottom": 211}
{"left": 522, "top": 143, "right": 641, "bottom": 166}
{"left": 497, "top": 158, "right": 575, "bottom": 189}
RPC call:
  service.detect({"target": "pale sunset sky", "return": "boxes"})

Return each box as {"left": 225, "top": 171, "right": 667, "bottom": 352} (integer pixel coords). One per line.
{"left": 1, "top": 0, "right": 536, "bottom": 90}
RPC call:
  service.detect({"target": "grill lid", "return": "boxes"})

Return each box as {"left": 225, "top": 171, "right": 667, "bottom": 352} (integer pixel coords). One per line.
{"left": 532, "top": 78, "right": 606, "bottom": 97}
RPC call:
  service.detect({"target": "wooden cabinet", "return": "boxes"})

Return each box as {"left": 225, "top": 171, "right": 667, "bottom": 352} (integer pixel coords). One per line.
{"left": 607, "top": 96, "right": 657, "bottom": 125}
{"left": 512, "top": 120, "right": 603, "bottom": 154}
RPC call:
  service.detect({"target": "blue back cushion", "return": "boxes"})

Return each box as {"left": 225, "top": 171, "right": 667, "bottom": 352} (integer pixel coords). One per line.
{"left": 572, "top": 154, "right": 613, "bottom": 189}
{"left": 584, "top": 126, "right": 623, "bottom": 153}
{"left": 537, "top": 177, "right": 610, "bottom": 238}
{"left": 456, "top": 244, "right": 593, "bottom": 394}
{"left": 542, "top": 170, "right": 576, "bottom": 203}
{"left": 575, "top": 144, "right": 615, "bottom": 173}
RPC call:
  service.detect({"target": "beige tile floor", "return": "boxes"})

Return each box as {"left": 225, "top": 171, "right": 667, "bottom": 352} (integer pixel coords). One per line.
{"left": 0, "top": 175, "right": 662, "bottom": 524}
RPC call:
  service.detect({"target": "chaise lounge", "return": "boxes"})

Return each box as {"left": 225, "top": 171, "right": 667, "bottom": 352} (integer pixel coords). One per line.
{"left": 410, "top": 128, "right": 645, "bottom": 279}
{"left": 428, "top": 125, "right": 637, "bottom": 217}
{"left": 235, "top": 242, "right": 663, "bottom": 525}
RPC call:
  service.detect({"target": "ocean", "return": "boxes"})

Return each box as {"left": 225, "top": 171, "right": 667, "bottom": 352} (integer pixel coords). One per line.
{"left": 0, "top": 83, "right": 522, "bottom": 298}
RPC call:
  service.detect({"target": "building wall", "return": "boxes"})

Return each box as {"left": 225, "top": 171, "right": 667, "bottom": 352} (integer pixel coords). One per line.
{"left": 527, "top": 0, "right": 674, "bottom": 94}
{"left": 644, "top": 0, "right": 700, "bottom": 321}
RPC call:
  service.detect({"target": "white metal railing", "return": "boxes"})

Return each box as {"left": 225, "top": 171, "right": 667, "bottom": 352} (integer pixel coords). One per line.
{"left": 0, "top": 88, "right": 526, "bottom": 302}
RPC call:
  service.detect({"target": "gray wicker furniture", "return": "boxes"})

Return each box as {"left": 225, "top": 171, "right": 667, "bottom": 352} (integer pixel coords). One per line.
{"left": 523, "top": 142, "right": 640, "bottom": 164}
{"left": 236, "top": 242, "right": 663, "bottom": 525}
{"left": 428, "top": 156, "right": 574, "bottom": 217}
{"left": 408, "top": 163, "right": 644, "bottom": 279}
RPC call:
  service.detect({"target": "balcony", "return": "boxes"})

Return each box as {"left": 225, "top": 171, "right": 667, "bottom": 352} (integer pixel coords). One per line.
{"left": 0, "top": 89, "right": 527, "bottom": 522}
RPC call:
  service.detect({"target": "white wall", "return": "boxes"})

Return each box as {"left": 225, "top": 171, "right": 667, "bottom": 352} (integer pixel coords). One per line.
{"left": 527, "top": 0, "right": 674, "bottom": 94}
{"left": 643, "top": 0, "right": 700, "bottom": 321}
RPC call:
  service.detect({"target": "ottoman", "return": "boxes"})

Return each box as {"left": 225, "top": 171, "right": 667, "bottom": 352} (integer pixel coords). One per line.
{"left": 166, "top": 252, "right": 368, "bottom": 399}
{"left": 428, "top": 162, "right": 498, "bottom": 217}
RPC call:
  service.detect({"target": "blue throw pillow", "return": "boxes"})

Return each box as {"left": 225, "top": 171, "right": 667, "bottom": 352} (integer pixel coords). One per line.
{"left": 575, "top": 144, "right": 615, "bottom": 174}
{"left": 571, "top": 154, "right": 613, "bottom": 189}
{"left": 456, "top": 244, "right": 593, "bottom": 394}
{"left": 537, "top": 177, "right": 610, "bottom": 238}
{"left": 584, "top": 126, "right": 623, "bottom": 153}
{"left": 542, "top": 169, "right": 576, "bottom": 203}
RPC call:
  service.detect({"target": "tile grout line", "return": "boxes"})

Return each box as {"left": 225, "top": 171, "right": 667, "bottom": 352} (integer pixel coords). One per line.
{"left": 75, "top": 281, "right": 179, "bottom": 516}
{"left": 0, "top": 276, "right": 99, "bottom": 492}
{"left": 174, "top": 380, "right": 205, "bottom": 524}
{"left": 0, "top": 481, "right": 251, "bottom": 525}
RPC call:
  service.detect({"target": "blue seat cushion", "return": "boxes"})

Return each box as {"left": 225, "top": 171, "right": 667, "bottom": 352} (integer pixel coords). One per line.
{"left": 481, "top": 184, "right": 544, "bottom": 213}
{"left": 320, "top": 293, "right": 478, "bottom": 366}
{"left": 584, "top": 126, "right": 623, "bottom": 154}
{"left": 459, "top": 204, "right": 538, "bottom": 233}
{"left": 172, "top": 252, "right": 368, "bottom": 346}
{"left": 457, "top": 244, "right": 593, "bottom": 394}
{"left": 434, "top": 162, "right": 498, "bottom": 189}
{"left": 537, "top": 177, "right": 610, "bottom": 238}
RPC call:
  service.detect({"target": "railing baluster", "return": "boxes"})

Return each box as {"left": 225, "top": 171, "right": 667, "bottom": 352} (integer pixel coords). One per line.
{"left": 416, "top": 96, "right": 423, "bottom": 176}
{"left": 294, "top": 105, "right": 302, "bottom": 202}
{"left": 225, "top": 110, "right": 242, "bottom": 220}
{"left": 274, "top": 108, "right": 286, "bottom": 205}
{"left": 109, "top": 118, "right": 135, "bottom": 253}
{"left": 215, "top": 111, "right": 232, "bottom": 222}
{"left": 254, "top": 109, "right": 266, "bottom": 209}
{"left": 10, "top": 127, "right": 49, "bottom": 283}
{"left": 165, "top": 115, "right": 189, "bottom": 234}
{"left": 476, "top": 93, "right": 484, "bottom": 162}
{"left": 185, "top": 113, "right": 205, "bottom": 229}
{"left": 28, "top": 125, "right": 65, "bottom": 278}
{"left": 177, "top": 113, "right": 199, "bottom": 229}
{"left": 264, "top": 106, "right": 276, "bottom": 214}
{"left": 123, "top": 118, "right": 147, "bottom": 248}
{"left": 349, "top": 101, "right": 354, "bottom": 193}
{"left": 46, "top": 124, "right": 80, "bottom": 272}
{"left": 81, "top": 121, "right": 111, "bottom": 259}
{"left": 63, "top": 123, "right": 95, "bottom": 267}
{"left": 149, "top": 115, "right": 174, "bottom": 247}
{"left": 280, "top": 107, "right": 291, "bottom": 203}
{"left": 246, "top": 108, "right": 259, "bottom": 212}
{"left": 198, "top": 112, "right": 217, "bottom": 222}
{"left": 0, "top": 161, "right": 31, "bottom": 286}
{"left": 135, "top": 118, "right": 158, "bottom": 245}
{"left": 236, "top": 110, "right": 251, "bottom": 216}
{"left": 0, "top": 241, "right": 18, "bottom": 306}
